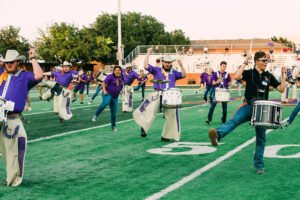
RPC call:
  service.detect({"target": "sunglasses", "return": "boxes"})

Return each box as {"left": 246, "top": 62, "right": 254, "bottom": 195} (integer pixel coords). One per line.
{"left": 164, "top": 61, "right": 172, "bottom": 64}
{"left": 258, "top": 59, "right": 269, "bottom": 63}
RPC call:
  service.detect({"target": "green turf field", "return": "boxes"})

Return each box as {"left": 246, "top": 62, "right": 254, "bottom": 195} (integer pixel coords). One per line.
{"left": 0, "top": 86, "right": 300, "bottom": 200}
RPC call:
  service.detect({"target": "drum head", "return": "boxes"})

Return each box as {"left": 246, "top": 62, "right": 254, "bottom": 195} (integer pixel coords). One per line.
{"left": 254, "top": 100, "right": 282, "bottom": 107}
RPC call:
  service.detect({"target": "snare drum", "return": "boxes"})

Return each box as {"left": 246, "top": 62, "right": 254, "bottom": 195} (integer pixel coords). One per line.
{"left": 215, "top": 88, "right": 230, "bottom": 102}
{"left": 162, "top": 88, "right": 182, "bottom": 108}
{"left": 97, "top": 72, "right": 108, "bottom": 83}
{"left": 251, "top": 100, "right": 282, "bottom": 129}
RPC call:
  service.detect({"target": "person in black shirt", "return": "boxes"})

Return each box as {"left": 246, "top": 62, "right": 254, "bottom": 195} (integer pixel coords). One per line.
{"left": 208, "top": 51, "right": 286, "bottom": 175}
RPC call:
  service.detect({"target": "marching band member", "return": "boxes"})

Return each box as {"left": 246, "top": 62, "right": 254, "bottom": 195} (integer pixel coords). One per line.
{"left": 72, "top": 69, "right": 88, "bottom": 104}
{"left": 208, "top": 52, "right": 286, "bottom": 174}
{"left": 42, "top": 61, "right": 78, "bottom": 122}
{"left": 92, "top": 66, "right": 124, "bottom": 131}
{"left": 200, "top": 68, "right": 208, "bottom": 101}
{"left": 89, "top": 67, "right": 104, "bottom": 104}
{"left": 133, "top": 48, "right": 186, "bottom": 141}
{"left": 202, "top": 68, "right": 214, "bottom": 104}
{"left": 134, "top": 69, "right": 148, "bottom": 101}
{"left": 206, "top": 61, "right": 231, "bottom": 125}
{"left": 122, "top": 64, "right": 140, "bottom": 112}
{"left": 0, "top": 49, "right": 43, "bottom": 186}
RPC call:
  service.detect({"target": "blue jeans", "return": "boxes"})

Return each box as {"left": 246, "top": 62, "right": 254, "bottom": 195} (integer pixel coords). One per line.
{"left": 91, "top": 85, "right": 102, "bottom": 101}
{"left": 207, "top": 87, "right": 226, "bottom": 123}
{"left": 216, "top": 103, "right": 267, "bottom": 169}
{"left": 95, "top": 93, "right": 118, "bottom": 128}
{"left": 288, "top": 101, "right": 300, "bottom": 124}
{"left": 134, "top": 83, "right": 145, "bottom": 100}
{"left": 204, "top": 85, "right": 214, "bottom": 103}
{"left": 86, "top": 82, "right": 90, "bottom": 95}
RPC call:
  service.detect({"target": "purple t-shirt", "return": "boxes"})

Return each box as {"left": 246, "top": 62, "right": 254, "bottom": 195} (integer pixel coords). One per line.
{"left": 146, "top": 64, "right": 184, "bottom": 90}
{"left": 200, "top": 72, "right": 207, "bottom": 83}
{"left": 0, "top": 70, "right": 40, "bottom": 112}
{"left": 75, "top": 74, "right": 88, "bottom": 90}
{"left": 104, "top": 74, "right": 124, "bottom": 98}
{"left": 122, "top": 69, "right": 139, "bottom": 85}
{"left": 203, "top": 74, "right": 213, "bottom": 86}
{"left": 212, "top": 71, "right": 231, "bottom": 89}
{"left": 51, "top": 70, "right": 79, "bottom": 87}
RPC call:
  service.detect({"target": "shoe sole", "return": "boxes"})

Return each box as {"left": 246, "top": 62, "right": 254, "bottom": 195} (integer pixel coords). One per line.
{"left": 209, "top": 128, "right": 218, "bottom": 146}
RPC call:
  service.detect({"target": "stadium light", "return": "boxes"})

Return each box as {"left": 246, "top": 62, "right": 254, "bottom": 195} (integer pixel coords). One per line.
{"left": 117, "top": 0, "right": 122, "bottom": 66}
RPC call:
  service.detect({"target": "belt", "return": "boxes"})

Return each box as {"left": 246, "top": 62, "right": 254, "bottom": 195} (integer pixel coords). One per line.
{"left": 7, "top": 112, "right": 20, "bottom": 116}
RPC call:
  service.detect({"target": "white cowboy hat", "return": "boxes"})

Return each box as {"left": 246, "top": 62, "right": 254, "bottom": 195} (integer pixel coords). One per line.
{"left": 62, "top": 61, "right": 72, "bottom": 66}
{"left": 124, "top": 63, "right": 133, "bottom": 69}
{"left": 2, "top": 50, "right": 26, "bottom": 62}
{"left": 161, "top": 55, "right": 175, "bottom": 62}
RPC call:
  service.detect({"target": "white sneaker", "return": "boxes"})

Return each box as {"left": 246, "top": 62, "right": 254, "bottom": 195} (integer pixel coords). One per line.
{"left": 88, "top": 101, "right": 92, "bottom": 105}
{"left": 91, "top": 116, "right": 97, "bottom": 122}
{"left": 112, "top": 127, "right": 118, "bottom": 132}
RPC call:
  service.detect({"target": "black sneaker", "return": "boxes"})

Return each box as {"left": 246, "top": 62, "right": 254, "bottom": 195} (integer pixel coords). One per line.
{"left": 72, "top": 98, "right": 77, "bottom": 103}
{"left": 206, "top": 120, "right": 211, "bottom": 125}
{"left": 59, "top": 118, "right": 64, "bottom": 123}
{"left": 141, "top": 128, "right": 147, "bottom": 137}
{"left": 39, "top": 96, "right": 42, "bottom": 100}
{"left": 161, "top": 137, "right": 171, "bottom": 142}
{"left": 80, "top": 102, "right": 84, "bottom": 104}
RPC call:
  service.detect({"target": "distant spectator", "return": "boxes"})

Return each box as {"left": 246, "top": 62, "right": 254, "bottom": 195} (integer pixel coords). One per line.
{"left": 224, "top": 47, "right": 229, "bottom": 55}
{"left": 269, "top": 47, "right": 274, "bottom": 55}
{"left": 204, "top": 56, "right": 209, "bottom": 64}
{"left": 180, "top": 47, "right": 186, "bottom": 55}
{"left": 243, "top": 50, "right": 248, "bottom": 57}
{"left": 203, "top": 47, "right": 208, "bottom": 54}
{"left": 188, "top": 47, "right": 193, "bottom": 56}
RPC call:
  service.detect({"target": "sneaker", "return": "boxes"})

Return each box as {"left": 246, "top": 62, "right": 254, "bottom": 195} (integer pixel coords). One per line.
{"left": 141, "top": 128, "right": 147, "bottom": 137}
{"left": 91, "top": 116, "right": 97, "bottom": 122}
{"left": 208, "top": 128, "right": 218, "bottom": 146}
{"left": 256, "top": 169, "right": 264, "bottom": 175}
{"left": 88, "top": 101, "right": 92, "bottom": 105}
{"left": 206, "top": 120, "right": 211, "bottom": 125}
{"left": 161, "top": 137, "right": 171, "bottom": 142}
{"left": 72, "top": 98, "right": 77, "bottom": 103}
{"left": 80, "top": 102, "right": 84, "bottom": 104}
{"left": 112, "top": 127, "right": 118, "bottom": 132}
{"left": 59, "top": 118, "right": 64, "bottom": 123}
{"left": 283, "top": 120, "right": 290, "bottom": 127}
{"left": 39, "top": 96, "right": 42, "bottom": 100}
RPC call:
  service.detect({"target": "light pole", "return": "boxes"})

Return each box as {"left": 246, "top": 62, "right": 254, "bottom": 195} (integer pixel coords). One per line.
{"left": 117, "top": 0, "right": 122, "bottom": 66}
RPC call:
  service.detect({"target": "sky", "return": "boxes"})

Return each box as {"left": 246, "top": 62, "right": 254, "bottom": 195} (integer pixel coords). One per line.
{"left": 1, "top": 0, "right": 300, "bottom": 43}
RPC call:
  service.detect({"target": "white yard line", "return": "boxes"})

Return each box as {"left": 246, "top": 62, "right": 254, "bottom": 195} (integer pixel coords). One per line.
{"left": 145, "top": 118, "right": 288, "bottom": 200}
{"left": 27, "top": 105, "right": 199, "bottom": 143}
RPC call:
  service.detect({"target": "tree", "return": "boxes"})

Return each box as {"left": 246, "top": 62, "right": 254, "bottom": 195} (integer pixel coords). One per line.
{"left": 0, "top": 26, "right": 29, "bottom": 57}
{"left": 271, "top": 36, "right": 295, "bottom": 48}
{"left": 35, "top": 23, "right": 113, "bottom": 63}
{"left": 92, "top": 12, "right": 190, "bottom": 62}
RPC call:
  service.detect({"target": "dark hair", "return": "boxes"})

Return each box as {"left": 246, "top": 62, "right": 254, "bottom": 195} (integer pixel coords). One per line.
{"left": 254, "top": 51, "right": 266, "bottom": 61}
{"left": 156, "top": 58, "right": 161, "bottom": 63}
{"left": 113, "top": 65, "right": 122, "bottom": 72}
{"left": 220, "top": 61, "right": 227, "bottom": 66}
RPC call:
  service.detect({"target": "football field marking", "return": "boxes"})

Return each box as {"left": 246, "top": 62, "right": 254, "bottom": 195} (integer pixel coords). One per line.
{"left": 145, "top": 118, "right": 288, "bottom": 200}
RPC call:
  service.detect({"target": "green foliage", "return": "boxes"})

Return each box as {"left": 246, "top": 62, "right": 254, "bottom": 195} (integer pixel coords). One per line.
{"left": 271, "top": 36, "right": 295, "bottom": 48}
{"left": 0, "top": 26, "right": 29, "bottom": 57}
{"left": 35, "top": 23, "right": 113, "bottom": 63}
{"left": 92, "top": 12, "right": 190, "bottom": 60}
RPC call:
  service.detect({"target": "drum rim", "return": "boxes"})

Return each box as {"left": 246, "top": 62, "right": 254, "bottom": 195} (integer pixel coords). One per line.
{"left": 253, "top": 100, "right": 282, "bottom": 106}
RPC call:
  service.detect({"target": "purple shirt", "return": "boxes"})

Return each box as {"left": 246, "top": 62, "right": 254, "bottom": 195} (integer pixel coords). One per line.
{"left": 200, "top": 72, "right": 207, "bottom": 83}
{"left": 75, "top": 74, "right": 88, "bottom": 90}
{"left": 104, "top": 74, "right": 124, "bottom": 98}
{"left": 203, "top": 74, "right": 213, "bottom": 86}
{"left": 212, "top": 71, "right": 231, "bottom": 89}
{"left": 122, "top": 69, "right": 139, "bottom": 85}
{"left": 0, "top": 70, "right": 40, "bottom": 112}
{"left": 146, "top": 64, "right": 184, "bottom": 90}
{"left": 51, "top": 70, "right": 78, "bottom": 87}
